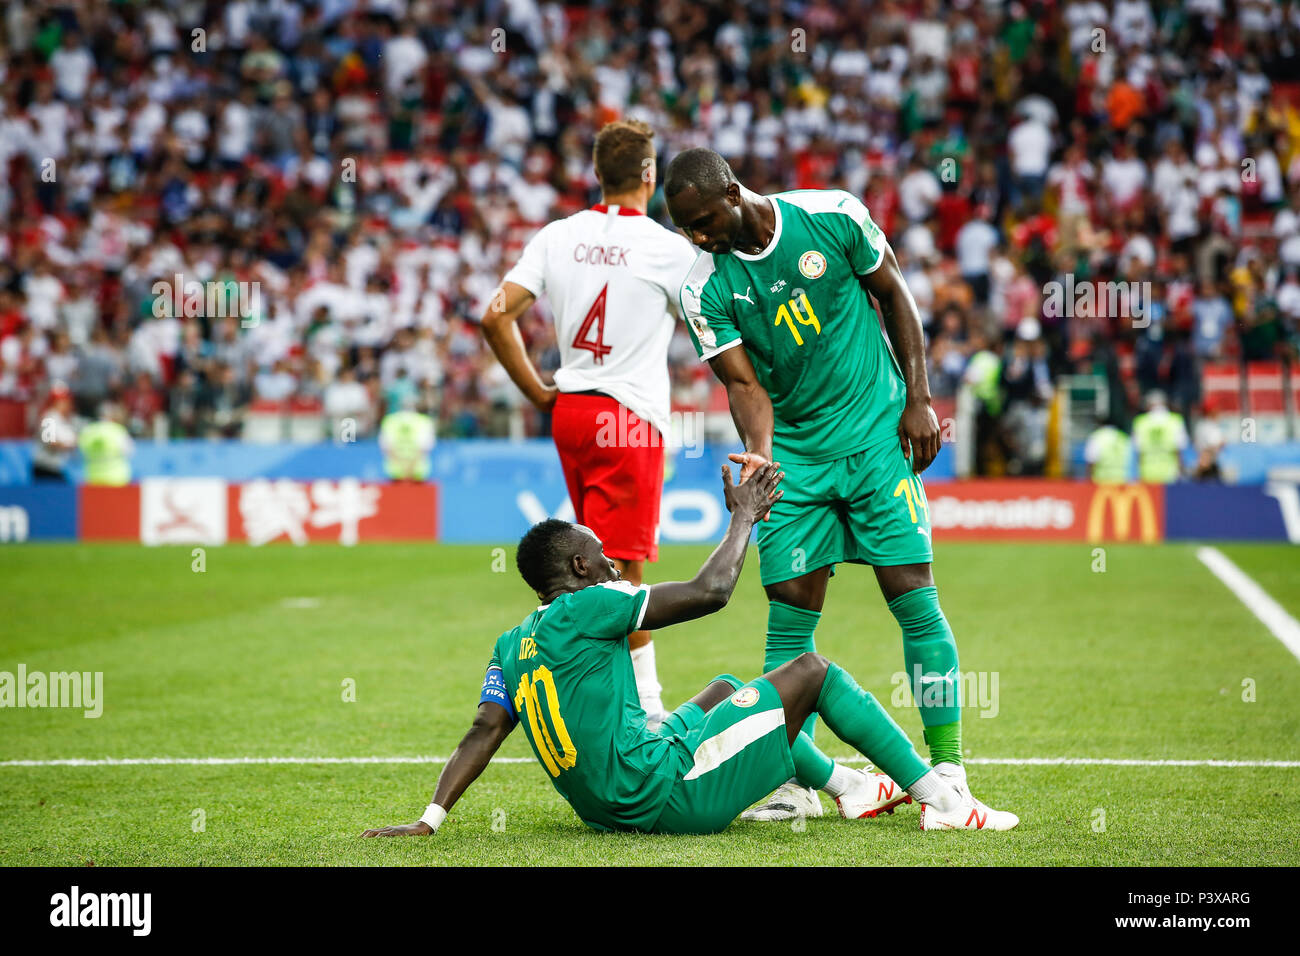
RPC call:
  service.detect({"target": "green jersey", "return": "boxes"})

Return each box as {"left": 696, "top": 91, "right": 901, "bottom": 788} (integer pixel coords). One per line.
{"left": 680, "top": 189, "right": 907, "bottom": 463}
{"left": 484, "top": 581, "right": 687, "bottom": 832}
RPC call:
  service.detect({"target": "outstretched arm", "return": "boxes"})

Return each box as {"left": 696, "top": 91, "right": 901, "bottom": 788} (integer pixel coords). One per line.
{"left": 640, "top": 462, "right": 783, "bottom": 630}
{"left": 709, "top": 345, "right": 774, "bottom": 483}
{"left": 361, "top": 702, "right": 514, "bottom": 837}
{"left": 862, "top": 244, "right": 941, "bottom": 473}
{"left": 480, "top": 281, "right": 558, "bottom": 412}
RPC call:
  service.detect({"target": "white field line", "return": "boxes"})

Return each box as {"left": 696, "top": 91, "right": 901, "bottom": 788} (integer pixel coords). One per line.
{"left": 1197, "top": 546, "right": 1300, "bottom": 665}
{"left": 1, "top": 756, "right": 1297, "bottom": 768}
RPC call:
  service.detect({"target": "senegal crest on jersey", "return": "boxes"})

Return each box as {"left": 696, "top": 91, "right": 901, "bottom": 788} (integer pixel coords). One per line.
{"left": 798, "top": 250, "right": 827, "bottom": 279}
{"left": 731, "top": 686, "right": 761, "bottom": 707}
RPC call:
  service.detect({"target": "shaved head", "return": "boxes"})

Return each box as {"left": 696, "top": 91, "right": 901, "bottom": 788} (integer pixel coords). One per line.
{"left": 664, "top": 148, "right": 748, "bottom": 255}
{"left": 515, "top": 519, "right": 619, "bottom": 598}
{"left": 664, "top": 148, "right": 737, "bottom": 201}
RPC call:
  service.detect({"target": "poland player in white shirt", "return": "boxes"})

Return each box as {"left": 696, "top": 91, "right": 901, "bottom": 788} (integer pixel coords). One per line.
{"left": 481, "top": 121, "right": 699, "bottom": 727}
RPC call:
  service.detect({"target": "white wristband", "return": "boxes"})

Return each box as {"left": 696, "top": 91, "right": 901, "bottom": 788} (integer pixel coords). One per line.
{"left": 418, "top": 803, "right": 447, "bottom": 832}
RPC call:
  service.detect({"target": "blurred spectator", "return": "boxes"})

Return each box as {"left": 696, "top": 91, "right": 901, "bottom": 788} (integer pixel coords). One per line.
{"left": 1101, "top": 137, "right": 1148, "bottom": 212}
{"left": 954, "top": 208, "right": 998, "bottom": 305}
{"left": 1001, "top": 317, "right": 1053, "bottom": 475}
{"left": 31, "top": 383, "right": 76, "bottom": 481}
{"left": 1192, "top": 411, "right": 1225, "bottom": 482}
{"left": 323, "top": 366, "right": 373, "bottom": 437}
{"left": 899, "top": 155, "right": 942, "bottom": 224}
{"left": 928, "top": 304, "right": 971, "bottom": 399}
{"left": 254, "top": 359, "right": 298, "bottom": 404}
{"left": 1008, "top": 111, "right": 1053, "bottom": 207}
{"left": 71, "top": 325, "right": 124, "bottom": 416}
{"left": 207, "top": 362, "right": 251, "bottom": 438}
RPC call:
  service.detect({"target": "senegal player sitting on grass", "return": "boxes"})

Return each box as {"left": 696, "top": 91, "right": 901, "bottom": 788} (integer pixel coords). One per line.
{"left": 664, "top": 147, "right": 1000, "bottom": 823}
{"left": 361, "top": 464, "right": 1018, "bottom": 838}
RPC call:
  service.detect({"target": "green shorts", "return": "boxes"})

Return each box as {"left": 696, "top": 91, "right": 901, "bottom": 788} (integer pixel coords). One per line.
{"left": 651, "top": 677, "right": 795, "bottom": 835}
{"left": 757, "top": 439, "right": 933, "bottom": 586}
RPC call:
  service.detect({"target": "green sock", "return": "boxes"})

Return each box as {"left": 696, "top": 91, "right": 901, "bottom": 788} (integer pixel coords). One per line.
{"left": 923, "top": 722, "right": 963, "bottom": 767}
{"left": 815, "top": 662, "right": 930, "bottom": 790}
{"left": 766, "top": 600, "right": 821, "bottom": 740}
{"left": 888, "top": 585, "right": 963, "bottom": 766}
{"left": 790, "top": 731, "right": 834, "bottom": 790}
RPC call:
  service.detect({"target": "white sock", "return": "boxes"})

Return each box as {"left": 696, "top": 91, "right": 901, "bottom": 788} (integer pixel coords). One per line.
{"left": 630, "top": 642, "right": 664, "bottom": 715}
{"left": 820, "top": 762, "right": 859, "bottom": 799}
{"left": 907, "top": 770, "right": 961, "bottom": 813}
{"left": 933, "top": 760, "right": 966, "bottom": 781}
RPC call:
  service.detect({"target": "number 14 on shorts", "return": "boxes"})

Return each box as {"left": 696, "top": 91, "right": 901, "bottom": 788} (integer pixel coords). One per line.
{"left": 893, "top": 475, "right": 928, "bottom": 524}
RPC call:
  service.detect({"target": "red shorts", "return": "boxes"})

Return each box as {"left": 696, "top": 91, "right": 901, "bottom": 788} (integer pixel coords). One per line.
{"left": 551, "top": 392, "right": 664, "bottom": 563}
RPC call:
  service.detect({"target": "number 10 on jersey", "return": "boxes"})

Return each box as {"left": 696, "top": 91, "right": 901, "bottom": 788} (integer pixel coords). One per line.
{"left": 514, "top": 666, "right": 578, "bottom": 776}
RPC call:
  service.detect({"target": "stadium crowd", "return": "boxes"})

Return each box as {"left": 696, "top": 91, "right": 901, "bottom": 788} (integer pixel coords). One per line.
{"left": 2, "top": 0, "right": 1300, "bottom": 475}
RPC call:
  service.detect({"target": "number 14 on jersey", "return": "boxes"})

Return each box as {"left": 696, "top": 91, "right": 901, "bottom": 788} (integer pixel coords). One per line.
{"left": 773, "top": 293, "right": 822, "bottom": 346}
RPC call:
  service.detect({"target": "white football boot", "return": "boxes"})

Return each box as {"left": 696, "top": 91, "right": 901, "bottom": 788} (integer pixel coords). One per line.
{"left": 919, "top": 791, "right": 1020, "bottom": 831}
{"left": 740, "top": 781, "right": 825, "bottom": 821}
{"left": 918, "top": 766, "right": 1020, "bottom": 831}
{"left": 834, "top": 769, "right": 913, "bottom": 819}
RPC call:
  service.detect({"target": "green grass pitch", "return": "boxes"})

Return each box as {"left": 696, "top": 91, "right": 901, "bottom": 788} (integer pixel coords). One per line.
{"left": 2, "top": 541, "right": 1298, "bottom": 867}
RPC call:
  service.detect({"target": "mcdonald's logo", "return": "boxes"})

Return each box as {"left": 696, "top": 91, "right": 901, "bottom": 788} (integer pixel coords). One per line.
{"left": 1086, "top": 484, "right": 1159, "bottom": 542}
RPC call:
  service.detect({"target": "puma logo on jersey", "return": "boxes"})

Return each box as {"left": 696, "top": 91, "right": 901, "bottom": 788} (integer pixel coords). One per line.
{"left": 733, "top": 287, "right": 754, "bottom": 304}
{"left": 769, "top": 279, "right": 786, "bottom": 293}
{"left": 916, "top": 526, "right": 932, "bottom": 540}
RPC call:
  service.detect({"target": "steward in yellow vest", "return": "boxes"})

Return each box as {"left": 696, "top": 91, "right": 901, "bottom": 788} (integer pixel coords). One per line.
{"left": 79, "top": 404, "right": 134, "bottom": 486}
{"left": 1084, "top": 421, "right": 1130, "bottom": 484}
{"left": 379, "top": 407, "right": 436, "bottom": 481}
{"left": 1132, "top": 391, "right": 1188, "bottom": 484}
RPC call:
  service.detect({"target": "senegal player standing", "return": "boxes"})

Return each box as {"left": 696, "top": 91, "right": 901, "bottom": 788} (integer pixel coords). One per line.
{"left": 663, "top": 148, "right": 1011, "bottom": 822}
